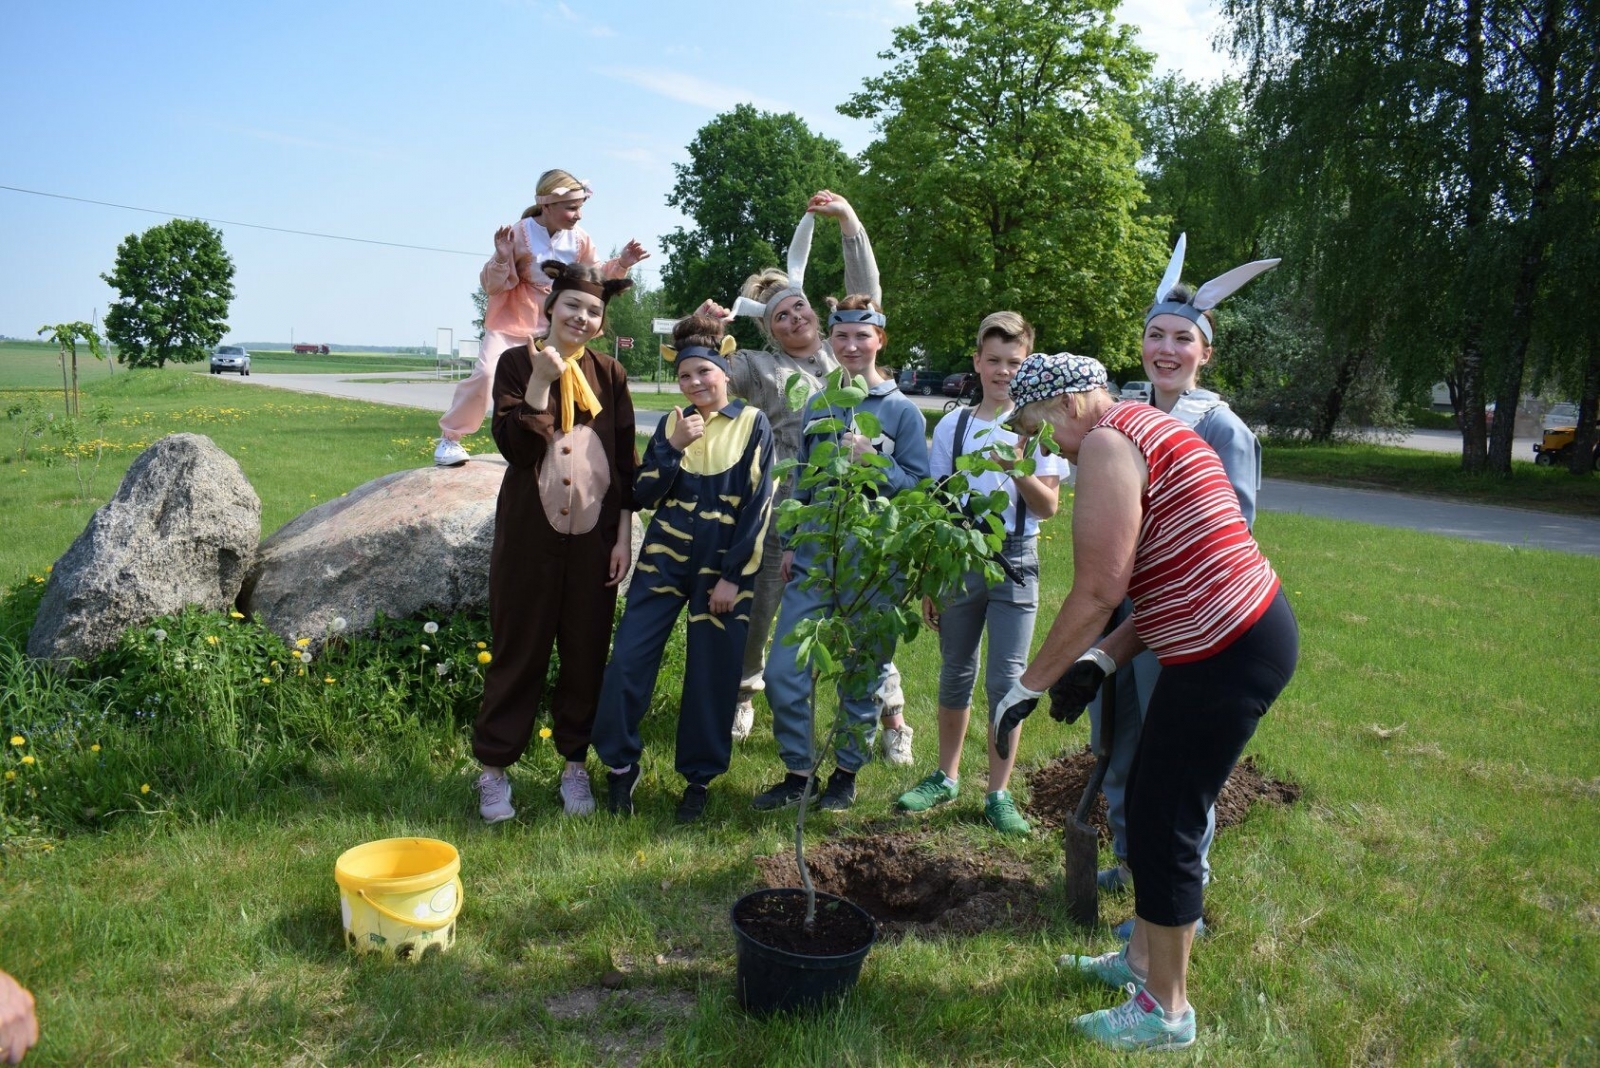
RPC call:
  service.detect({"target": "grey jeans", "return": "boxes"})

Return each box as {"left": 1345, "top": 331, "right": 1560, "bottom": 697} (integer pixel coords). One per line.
{"left": 937, "top": 536, "right": 1040, "bottom": 714}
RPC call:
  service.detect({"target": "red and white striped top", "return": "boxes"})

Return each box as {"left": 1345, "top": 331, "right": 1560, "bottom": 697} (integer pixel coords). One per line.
{"left": 1094, "top": 402, "right": 1280, "bottom": 664}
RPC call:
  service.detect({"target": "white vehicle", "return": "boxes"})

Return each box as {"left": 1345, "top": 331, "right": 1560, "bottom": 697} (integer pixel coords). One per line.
{"left": 1119, "top": 380, "right": 1152, "bottom": 404}
{"left": 210, "top": 345, "right": 251, "bottom": 375}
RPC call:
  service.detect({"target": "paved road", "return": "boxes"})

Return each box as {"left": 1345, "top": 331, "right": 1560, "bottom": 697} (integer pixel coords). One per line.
{"left": 214, "top": 371, "right": 1600, "bottom": 555}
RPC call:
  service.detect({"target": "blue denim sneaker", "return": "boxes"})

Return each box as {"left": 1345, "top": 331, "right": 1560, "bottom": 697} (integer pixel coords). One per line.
{"left": 1073, "top": 985, "right": 1196, "bottom": 1052}
{"left": 1057, "top": 946, "right": 1141, "bottom": 989}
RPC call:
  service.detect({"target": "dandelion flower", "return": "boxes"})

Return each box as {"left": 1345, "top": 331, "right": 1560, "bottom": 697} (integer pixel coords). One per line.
{"left": 421, "top": 644, "right": 431, "bottom": 653}
{"left": 538, "top": 727, "right": 552, "bottom": 740}
{"left": 90, "top": 744, "right": 101, "bottom": 753}
{"left": 230, "top": 610, "right": 245, "bottom": 619}
{"left": 423, "top": 621, "right": 439, "bottom": 635}
{"left": 435, "top": 662, "right": 450, "bottom": 676}
{"left": 8, "top": 736, "right": 22, "bottom": 747}
{"left": 477, "top": 651, "right": 492, "bottom": 665}
{"left": 140, "top": 783, "right": 151, "bottom": 794}
{"left": 206, "top": 635, "right": 219, "bottom": 646}
{"left": 262, "top": 677, "right": 273, "bottom": 685}
{"left": 331, "top": 617, "right": 348, "bottom": 633}
{"left": 324, "top": 676, "right": 336, "bottom": 684}
{"left": 298, "top": 650, "right": 313, "bottom": 664}
{"left": 3, "top": 771, "right": 13, "bottom": 782}
{"left": 45, "top": 564, "right": 52, "bottom": 573}
{"left": 476, "top": 641, "right": 488, "bottom": 650}
{"left": 296, "top": 637, "right": 311, "bottom": 649}
{"left": 21, "top": 755, "right": 35, "bottom": 766}
{"left": 153, "top": 628, "right": 167, "bottom": 642}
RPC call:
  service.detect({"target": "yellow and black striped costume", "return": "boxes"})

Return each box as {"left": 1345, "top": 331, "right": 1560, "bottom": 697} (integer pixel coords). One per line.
{"left": 592, "top": 400, "right": 775, "bottom": 785}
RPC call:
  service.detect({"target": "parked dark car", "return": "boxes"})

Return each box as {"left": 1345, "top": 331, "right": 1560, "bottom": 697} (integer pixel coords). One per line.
{"left": 942, "top": 373, "right": 977, "bottom": 398}
{"left": 897, "top": 369, "right": 946, "bottom": 396}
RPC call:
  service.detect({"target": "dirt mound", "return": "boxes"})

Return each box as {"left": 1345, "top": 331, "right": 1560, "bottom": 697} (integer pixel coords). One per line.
{"left": 1024, "top": 751, "right": 1300, "bottom": 834}
{"left": 755, "top": 831, "right": 1046, "bottom": 937}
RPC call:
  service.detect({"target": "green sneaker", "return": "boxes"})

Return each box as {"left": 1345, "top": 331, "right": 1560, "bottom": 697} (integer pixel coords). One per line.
{"left": 896, "top": 771, "right": 958, "bottom": 812}
{"left": 1073, "top": 985, "right": 1196, "bottom": 1052}
{"left": 1057, "top": 946, "right": 1141, "bottom": 989}
{"left": 983, "top": 790, "right": 1031, "bottom": 835}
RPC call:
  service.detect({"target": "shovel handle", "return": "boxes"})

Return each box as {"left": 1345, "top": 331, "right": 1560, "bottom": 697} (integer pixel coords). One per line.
{"left": 1072, "top": 669, "right": 1118, "bottom": 826}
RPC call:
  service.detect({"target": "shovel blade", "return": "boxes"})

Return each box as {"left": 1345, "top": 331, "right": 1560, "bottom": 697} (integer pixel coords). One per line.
{"left": 1064, "top": 819, "right": 1099, "bottom": 928}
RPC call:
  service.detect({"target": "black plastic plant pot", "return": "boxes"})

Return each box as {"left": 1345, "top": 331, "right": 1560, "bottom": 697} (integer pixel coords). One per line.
{"left": 731, "top": 888, "right": 878, "bottom": 1014}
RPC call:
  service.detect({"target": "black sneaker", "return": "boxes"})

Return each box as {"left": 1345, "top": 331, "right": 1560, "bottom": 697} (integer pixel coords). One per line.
{"left": 606, "top": 765, "right": 641, "bottom": 815}
{"left": 675, "top": 784, "right": 710, "bottom": 824}
{"left": 752, "top": 773, "right": 816, "bottom": 811}
{"left": 818, "top": 768, "right": 857, "bottom": 812}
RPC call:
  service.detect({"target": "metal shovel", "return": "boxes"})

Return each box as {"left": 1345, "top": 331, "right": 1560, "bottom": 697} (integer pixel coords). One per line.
{"left": 1064, "top": 671, "right": 1115, "bottom": 928}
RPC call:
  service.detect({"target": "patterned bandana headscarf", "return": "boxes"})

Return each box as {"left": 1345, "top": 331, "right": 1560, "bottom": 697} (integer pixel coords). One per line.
{"left": 1008, "top": 352, "right": 1108, "bottom": 410}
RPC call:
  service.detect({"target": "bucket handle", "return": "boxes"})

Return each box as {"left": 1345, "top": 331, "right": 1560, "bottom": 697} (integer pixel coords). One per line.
{"left": 355, "top": 881, "right": 462, "bottom": 930}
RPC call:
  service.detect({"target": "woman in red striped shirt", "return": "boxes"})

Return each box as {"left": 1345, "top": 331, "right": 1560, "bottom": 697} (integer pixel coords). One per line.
{"left": 992, "top": 352, "right": 1298, "bottom": 1053}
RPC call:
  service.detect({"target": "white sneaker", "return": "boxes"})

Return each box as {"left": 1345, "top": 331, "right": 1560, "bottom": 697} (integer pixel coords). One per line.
{"left": 876, "top": 664, "right": 905, "bottom": 718}
{"left": 731, "top": 699, "right": 756, "bottom": 742}
{"left": 434, "top": 438, "right": 470, "bottom": 467}
{"left": 559, "top": 765, "right": 596, "bottom": 817}
{"left": 880, "top": 723, "right": 915, "bottom": 766}
{"left": 477, "top": 769, "right": 515, "bottom": 823}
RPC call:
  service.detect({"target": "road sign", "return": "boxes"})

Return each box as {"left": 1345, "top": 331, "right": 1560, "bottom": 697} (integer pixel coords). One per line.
{"left": 651, "top": 318, "right": 676, "bottom": 335}
{"left": 617, "top": 336, "right": 634, "bottom": 350}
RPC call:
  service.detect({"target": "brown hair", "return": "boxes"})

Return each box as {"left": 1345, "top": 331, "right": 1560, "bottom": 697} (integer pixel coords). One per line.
{"left": 975, "top": 310, "right": 1034, "bottom": 354}
{"left": 520, "top": 168, "right": 586, "bottom": 220}
{"left": 672, "top": 312, "right": 725, "bottom": 352}
{"left": 825, "top": 293, "right": 888, "bottom": 349}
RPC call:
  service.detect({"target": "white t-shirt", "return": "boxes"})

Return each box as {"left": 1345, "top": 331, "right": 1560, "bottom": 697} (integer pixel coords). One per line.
{"left": 931, "top": 406, "right": 1069, "bottom": 538}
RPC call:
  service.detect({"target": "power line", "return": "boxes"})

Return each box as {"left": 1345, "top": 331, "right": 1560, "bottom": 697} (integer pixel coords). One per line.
{"left": 0, "top": 183, "right": 485, "bottom": 257}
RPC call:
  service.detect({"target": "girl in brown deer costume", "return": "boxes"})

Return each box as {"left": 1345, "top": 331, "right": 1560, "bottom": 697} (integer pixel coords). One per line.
{"left": 473, "top": 260, "right": 636, "bottom": 822}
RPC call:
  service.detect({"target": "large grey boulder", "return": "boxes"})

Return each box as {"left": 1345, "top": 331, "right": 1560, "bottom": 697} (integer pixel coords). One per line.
{"left": 239, "top": 463, "right": 503, "bottom": 646}
{"left": 29, "top": 433, "right": 261, "bottom": 664}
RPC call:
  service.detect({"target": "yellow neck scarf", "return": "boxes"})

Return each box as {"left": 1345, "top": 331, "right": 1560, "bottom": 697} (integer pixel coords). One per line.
{"left": 555, "top": 345, "right": 603, "bottom": 432}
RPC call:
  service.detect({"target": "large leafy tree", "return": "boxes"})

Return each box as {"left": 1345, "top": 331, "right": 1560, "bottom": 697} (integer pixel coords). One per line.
{"left": 840, "top": 0, "right": 1166, "bottom": 373}
{"left": 659, "top": 106, "right": 858, "bottom": 339}
{"left": 102, "top": 219, "right": 235, "bottom": 369}
{"left": 1222, "top": 0, "right": 1600, "bottom": 473}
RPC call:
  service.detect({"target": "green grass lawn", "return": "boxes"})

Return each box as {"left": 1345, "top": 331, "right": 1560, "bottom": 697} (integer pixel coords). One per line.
{"left": 2, "top": 358, "right": 1598, "bottom": 1064}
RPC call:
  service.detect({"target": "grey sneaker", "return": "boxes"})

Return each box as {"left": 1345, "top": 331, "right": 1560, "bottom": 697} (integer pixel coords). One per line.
{"left": 477, "top": 768, "right": 515, "bottom": 824}
{"left": 879, "top": 723, "right": 915, "bottom": 766}
{"left": 1098, "top": 863, "right": 1133, "bottom": 894}
{"left": 434, "top": 437, "right": 470, "bottom": 467}
{"left": 731, "top": 699, "right": 755, "bottom": 742}
{"left": 559, "top": 765, "right": 596, "bottom": 817}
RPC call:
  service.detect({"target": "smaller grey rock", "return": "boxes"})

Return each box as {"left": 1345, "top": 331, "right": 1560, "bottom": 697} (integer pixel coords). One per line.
{"left": 29, "top": 433, "right": 261, "bottom": 664}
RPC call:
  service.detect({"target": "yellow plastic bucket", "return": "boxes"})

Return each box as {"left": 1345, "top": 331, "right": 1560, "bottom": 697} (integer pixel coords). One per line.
{"left": 334, "top": 837, "right": 462, "bottom": 961}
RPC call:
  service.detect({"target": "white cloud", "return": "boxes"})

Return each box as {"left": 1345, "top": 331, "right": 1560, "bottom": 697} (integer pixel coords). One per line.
{"left": 601, "top": 68, "right": 795, "bottom": 114}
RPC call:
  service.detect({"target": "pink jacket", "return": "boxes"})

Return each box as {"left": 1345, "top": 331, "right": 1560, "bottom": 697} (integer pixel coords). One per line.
{"left": 481, "top": 218, "right": 627, "bottom": 342}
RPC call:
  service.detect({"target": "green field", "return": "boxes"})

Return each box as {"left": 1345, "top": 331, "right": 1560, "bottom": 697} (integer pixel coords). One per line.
{"left": 2, "top": 353, "right": 1598, "bottom": 1064}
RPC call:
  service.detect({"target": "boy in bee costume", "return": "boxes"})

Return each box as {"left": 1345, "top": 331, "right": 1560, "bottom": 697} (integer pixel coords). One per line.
{"left": 593, "top": 314, "right": 776, "bottom": 822}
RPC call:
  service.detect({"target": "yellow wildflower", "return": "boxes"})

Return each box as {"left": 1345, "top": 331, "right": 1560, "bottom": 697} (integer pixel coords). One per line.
{"left": 3, "top": 770, "right": 14, "bottom": 781}
{"left": 230, "top": 610, "right": 244, "bottom": 619}
{"left": 21, "top": 755, "right": 35, "bottom": 766}
{"left": 538, "top": 727, "right": 553, "bottom": 740}
{"left": 9, "top": 736, "right": 22, "bottom": 747}
{"left": 90, "top": 744, "right": 101, "bottom": 753}
{"left": 140, "top": 783, "right": 151, "bottom": 794}
{"left": 262, "top": 677, "right": 272, "bottom": 685}
{"left": 477, "top": 651, "right": 492, "bottom": 665}
{"left": 206, "top": 635, "right": 219, "bottom": 646}
{"left": 324, "top": 676, "right": 336, "bottom": 684}
{"left": 476, "top": 641, "right": 487, "bottom": 650}
{"left": 45, "top": 564, "right": 52, "bottom": 573}
{"left": 296, "top": 637, "right": 311, "bottom": 648}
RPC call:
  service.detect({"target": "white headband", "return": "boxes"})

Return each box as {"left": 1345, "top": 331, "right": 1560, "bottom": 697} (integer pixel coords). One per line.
{"left": 536, "top": 180, "right": 593, "bottom": 205}
{"left": 1146, "top": 232, "right": 1281, "bottom": 342}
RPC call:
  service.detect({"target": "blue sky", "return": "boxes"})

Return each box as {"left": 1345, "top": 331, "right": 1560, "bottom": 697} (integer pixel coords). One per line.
{"left": 0, "top": 0, "right": 1229, "bottom": 348}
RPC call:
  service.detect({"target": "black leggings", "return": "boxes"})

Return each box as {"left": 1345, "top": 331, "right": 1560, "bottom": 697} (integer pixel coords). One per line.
{"left": 1126, "top": 591, "right": 1299, "bottom": 927}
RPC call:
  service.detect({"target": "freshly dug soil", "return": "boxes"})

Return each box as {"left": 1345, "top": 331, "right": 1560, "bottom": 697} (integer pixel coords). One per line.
{"left": 733, "top": 889, "right": 875, "bottom": 957}
{"left": 1024, "top": 750, "right": 1301, "bottom": 834}
{"left": 755, "top": 831, "right": 1047, "bottom": 937}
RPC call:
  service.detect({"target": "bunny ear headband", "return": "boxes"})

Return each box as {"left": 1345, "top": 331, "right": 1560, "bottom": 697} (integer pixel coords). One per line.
{"left": 727, "top": 212, "right": 817, "bottom": 330}
{"left": 660, "top": 334, "right": 738, "bottom": 375}
{"left": 536, "top": 179, "right": 593, "bottom": 205}
{"left": 1147, "top": 233, "right": 1281, "bottom": 343}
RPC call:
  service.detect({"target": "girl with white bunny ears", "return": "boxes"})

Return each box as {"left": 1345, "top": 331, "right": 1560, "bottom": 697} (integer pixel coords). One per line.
{"left": 694, "top": 192, "right": 912, "bottom": 763}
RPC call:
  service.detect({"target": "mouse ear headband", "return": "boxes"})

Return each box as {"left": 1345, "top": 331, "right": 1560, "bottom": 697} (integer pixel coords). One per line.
{"left": 727, "top": 212, "right": 817, "bottom": 331}
{"left": 1146, "top": 233, "right": 1281, "bottom": 342}
{"left": 542, "top": 260, "right": 632, "bottom": 305}
{"left": 660, "top": 334, "right": 738, "bottom": 375}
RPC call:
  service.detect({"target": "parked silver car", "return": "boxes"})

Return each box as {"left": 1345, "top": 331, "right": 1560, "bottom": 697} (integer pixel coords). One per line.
{"left": 210, "top": 345, "right": 251, "bottom": 375}
{"left": 1119, "top": 380, "right": 1152, "bottom": 404}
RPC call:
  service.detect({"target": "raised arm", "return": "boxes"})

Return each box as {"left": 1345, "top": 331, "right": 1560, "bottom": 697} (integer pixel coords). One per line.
{"left": 808, "top": 191, "right": 881, "bottom": 304}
